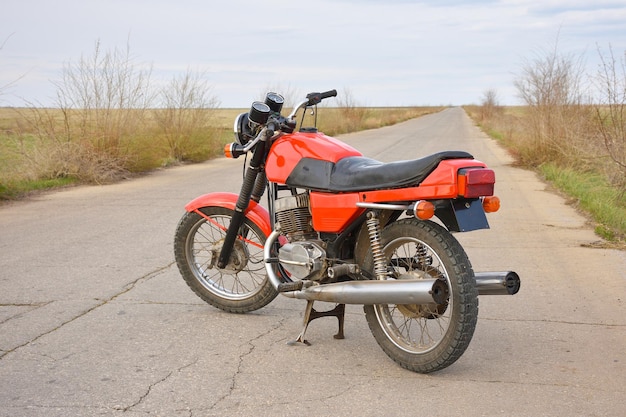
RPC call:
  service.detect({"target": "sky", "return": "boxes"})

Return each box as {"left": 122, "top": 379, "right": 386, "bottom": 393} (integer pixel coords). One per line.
{"left": 1, "top": 0, "right": 625, "bottom": 108}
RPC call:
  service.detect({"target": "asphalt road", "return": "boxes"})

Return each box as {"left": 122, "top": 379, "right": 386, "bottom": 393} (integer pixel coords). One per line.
{"left": 1, "top": 107, "right": 624, "bottom": 417}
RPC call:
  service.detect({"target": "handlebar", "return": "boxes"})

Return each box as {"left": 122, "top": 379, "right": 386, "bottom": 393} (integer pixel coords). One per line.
{"left": 287, "top": 88, "right": 337, "bottom": 119}
{"left": 228, "top": 89, "right": 337, "bottom": 158}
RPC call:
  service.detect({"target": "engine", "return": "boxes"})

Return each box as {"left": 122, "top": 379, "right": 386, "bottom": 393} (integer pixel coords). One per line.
{"left": 275, "top": 193, "right": 327, "bottom": 281}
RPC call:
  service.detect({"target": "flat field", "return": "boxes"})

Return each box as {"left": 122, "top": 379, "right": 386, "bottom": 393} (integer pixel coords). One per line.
{"left": 0, "top": 106, "right": 442, "bottom": 199}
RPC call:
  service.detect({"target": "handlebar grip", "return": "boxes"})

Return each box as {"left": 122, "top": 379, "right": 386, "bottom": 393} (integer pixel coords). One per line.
{"left": 306, "top": 89, "right": 338, "bottom": 106}
{"left": 320, "top": 89, "right": 337, "bottom": 99}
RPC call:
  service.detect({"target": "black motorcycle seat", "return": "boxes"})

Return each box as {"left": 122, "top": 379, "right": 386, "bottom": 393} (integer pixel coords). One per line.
{"left": 285, "top": 150, "right": 474, "bottom": 192}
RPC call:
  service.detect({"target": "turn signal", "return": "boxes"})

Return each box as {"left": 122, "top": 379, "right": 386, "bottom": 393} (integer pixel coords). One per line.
{"left": 224, "top": 143, "right": 245, "bottom": 159}
{"left": 414, "top": 200, "right": 435, "bottom": 220}
{"left": 482, "top": 196, "right": 500, "bottom": 213}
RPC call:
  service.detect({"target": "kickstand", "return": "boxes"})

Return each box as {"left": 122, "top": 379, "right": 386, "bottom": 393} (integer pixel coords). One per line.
{"left": 287, "top": 301, "right": 346, "bottom": 346}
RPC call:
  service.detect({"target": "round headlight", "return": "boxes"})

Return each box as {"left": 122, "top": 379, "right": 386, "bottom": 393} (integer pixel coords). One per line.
{"left": 233, "top": 112, "right": 252, "bottom": 145}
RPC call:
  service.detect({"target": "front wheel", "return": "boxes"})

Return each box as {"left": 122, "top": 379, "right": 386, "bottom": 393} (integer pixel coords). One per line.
{"left": 174, "top": 207, "right": 278, "bottom": 313}
{"left": 363, "top": 219, "right": 478, "bottom": 373}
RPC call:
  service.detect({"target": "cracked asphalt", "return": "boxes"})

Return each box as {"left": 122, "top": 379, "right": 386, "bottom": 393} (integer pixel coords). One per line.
{"left": 1, "top": 108, "right": 625, "bottom": 416}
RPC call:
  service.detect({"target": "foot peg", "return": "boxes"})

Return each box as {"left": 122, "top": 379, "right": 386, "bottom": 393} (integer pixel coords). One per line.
{"left": 288, "top": 300, "right": 345, "bottom": 346}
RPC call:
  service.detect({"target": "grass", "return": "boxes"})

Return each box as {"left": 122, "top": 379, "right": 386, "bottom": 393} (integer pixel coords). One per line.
{"left": 0, "top": 106, "right": 441, "bottom": 200}
{"left": 0, "top": 177, "right": 76, "bottom": 199}
{"left": 466, "top": 105, "right": 626, "bottom": 245}
{"left": 540, "top": 163, "right": 626, "bottom": 241}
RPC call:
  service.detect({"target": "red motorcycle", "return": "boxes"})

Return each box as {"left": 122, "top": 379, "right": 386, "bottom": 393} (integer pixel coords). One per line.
{"left": 174, "top": 90, "right": 520, "bottom": 373}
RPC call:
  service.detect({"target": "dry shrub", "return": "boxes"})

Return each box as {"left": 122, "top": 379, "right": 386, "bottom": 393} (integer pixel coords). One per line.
{"left": 513, "top": 42, "right": 593, "bottom": 167}
{"left": 337, "top": 89, "right": 369, "bottom": 133}
{"left": 26, "top": 41, "right": 155, "bottom": 183}
{"left": 153, "top": 69, "right": 220, "bottom": 162}
{"left": 469, "top": 41, "right": 626, "bottom": 239}
{"left": 15, "top": 41, "right": 220, "bottom": 184}
{"left": 479, "top": 89, "right": 502, "bottom": 122}
{"left": 13, "top": 107, "right": 131, "bottom": 183}
{"left": 507, "top": 42, "right": 626, "bottom": 196}
{"left": 594, "top": 45, "right": 626, "bottom": 192}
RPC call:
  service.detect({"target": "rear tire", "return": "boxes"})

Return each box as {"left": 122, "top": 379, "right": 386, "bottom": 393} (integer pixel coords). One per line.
{"left": 363, "top": 219, "right": 478, "bottom": 373}
{"left": 174, "top": 207, "right": 278, "bottom": 313}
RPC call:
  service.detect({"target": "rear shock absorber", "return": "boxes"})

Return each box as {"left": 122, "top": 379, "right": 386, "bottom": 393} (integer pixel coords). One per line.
{"left": 366, "top": 211, "right": 388, "bottom": 280}
{"left": 416, "top": 243, "right": 432, "bottom": 269}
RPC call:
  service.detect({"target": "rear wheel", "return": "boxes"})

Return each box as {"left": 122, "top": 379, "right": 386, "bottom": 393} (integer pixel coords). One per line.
{"left": 174, "top": 207, "right": 278, "bottom": 313}
{"left": 363, "top": 219, "right": 478, "bottom": 373}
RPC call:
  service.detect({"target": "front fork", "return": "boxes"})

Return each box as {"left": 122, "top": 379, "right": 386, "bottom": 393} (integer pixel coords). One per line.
{"left": 217, "top": 140, "right": 268, "bottom": 269}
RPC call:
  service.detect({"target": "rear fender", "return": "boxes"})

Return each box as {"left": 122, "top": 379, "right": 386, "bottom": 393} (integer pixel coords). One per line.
{"left": 185, "top": 192, "right": 272, "bottom": 237}
{"left": 435, "top": 198, "right": 489, "bottom": 232}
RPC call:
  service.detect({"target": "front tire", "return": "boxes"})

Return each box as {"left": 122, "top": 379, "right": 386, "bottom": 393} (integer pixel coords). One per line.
{"left": 174, "top": 207, "right": 278, "bottom": 313}
{"left": 363, "top": 219, "right": 478, "bottom": 373}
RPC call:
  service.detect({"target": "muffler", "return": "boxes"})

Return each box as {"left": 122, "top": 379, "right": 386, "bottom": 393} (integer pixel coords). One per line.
{"left": 279, "top": 278, "right": 447, "bottom": 305}
{"left": 475, "top": 271, "right": 521, "bottom": 295}
{"left": 264, "top": 231, "right": 520, "bottom": 305}
{"left": 281, "top": 271, "right": 522, "bottom": 304}
{"left": 279, "top": 271, "right": 521, "bottom": 304}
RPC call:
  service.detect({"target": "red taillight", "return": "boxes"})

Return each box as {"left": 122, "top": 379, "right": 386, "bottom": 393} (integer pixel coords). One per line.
{"left": 458, "top": 168, "right": 495, "bottom": 198}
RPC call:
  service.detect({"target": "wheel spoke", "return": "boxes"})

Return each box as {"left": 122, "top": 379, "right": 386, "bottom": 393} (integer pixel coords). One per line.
{"left": 187, "top": 213, "right": 267, "bottom": 301}
{"left": 363, "top": 219, "right": 478, "bottom": 373}
{"left": 376, "top": 236, "right": 453, "bottom": 354}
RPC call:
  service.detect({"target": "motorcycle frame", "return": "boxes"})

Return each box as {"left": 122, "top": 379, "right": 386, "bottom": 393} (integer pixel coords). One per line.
{"left": 190, "top": 132, "right": 494, "bottom": 276}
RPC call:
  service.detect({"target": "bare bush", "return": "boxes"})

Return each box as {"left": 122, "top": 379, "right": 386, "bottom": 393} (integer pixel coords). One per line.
{"left": 15, "top": 106, "right": 130, "bottom": 184}
{"left": 57, "top": 42, "right": 152, "bottom": 136}
{"left": 154, "top": 69, "right": 219, "bottom": 162}
{"left": 336, "top": 88, "right": 368, "bottom": 133}
{"left": 479, "top": 88, "right": 500, "bottom": 122}
{"left": 594, "top": 45, "right": 626, "bottom": 192}
{"left": 16, "top": 41, "right": 156, "bottom": 183}
{"left": 513, "top": 42, "right": 591, "bottom": 166}
{"left": 466, "top": 41, "right": 626, "bottom": 241}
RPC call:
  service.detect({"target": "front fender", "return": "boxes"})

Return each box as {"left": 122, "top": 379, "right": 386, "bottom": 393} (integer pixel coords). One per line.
{"left": 185, "top": 192, "right": 272, "bottom": 237}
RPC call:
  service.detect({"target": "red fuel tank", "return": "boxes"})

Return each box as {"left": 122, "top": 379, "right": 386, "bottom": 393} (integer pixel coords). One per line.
{"left": 265, "top": 131, "right": 362, "bottom": 184}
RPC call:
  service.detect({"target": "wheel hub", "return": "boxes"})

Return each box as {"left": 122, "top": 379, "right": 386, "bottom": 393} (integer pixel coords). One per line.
{"left": 209, "top": 238, "right": 249, "bottom": 274}
{"left": 395, "top": 270, "right": 449, "bottom": 319}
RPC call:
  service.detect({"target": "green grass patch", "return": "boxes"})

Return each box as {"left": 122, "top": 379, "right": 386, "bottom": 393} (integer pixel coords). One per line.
{"left": 1, "top": 176, "right": 77, "bottom": 200}
{"left": 485, "top": 127, "right": 505, "bottom": 142}
{"left": 540, "top": 163, "right": 626, "bottom": 241}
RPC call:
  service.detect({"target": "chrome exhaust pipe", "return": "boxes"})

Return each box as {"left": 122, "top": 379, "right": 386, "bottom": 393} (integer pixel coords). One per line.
{"left": 475, "top": 271, "right": 521, "bottom": 295}
{"left": 265, "top": 231, "right": 520, "bottom": 304}
{"left": 264, "top": 230, "right": 445, "bottom": 305}
{"left": 281, "top": 278, "right": 447, "bottom": 305}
